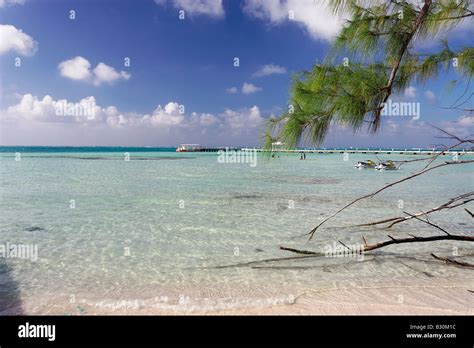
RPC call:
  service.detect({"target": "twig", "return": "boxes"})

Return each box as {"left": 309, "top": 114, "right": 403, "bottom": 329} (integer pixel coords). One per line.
{"left": 431, "top": 253, "right": 474, "bottom": 269}
{"left": 353, "top": 193, "right": 473, "bottom": 228}
{"left": 188, "top": 254, "right": 323, "bottom": 270}
{"left": 279, "top": 246, "right": 320, "bottom": 255}
{"left": 403, "top": 211, "right": 451, "bottom": 236}
{"left": 338, "top": 240, "right": 352, "bottom": 251}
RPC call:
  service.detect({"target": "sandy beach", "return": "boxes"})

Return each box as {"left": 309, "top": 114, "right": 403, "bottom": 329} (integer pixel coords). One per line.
{"left": 5, "top": 275, "right": 470, "bottom": 315}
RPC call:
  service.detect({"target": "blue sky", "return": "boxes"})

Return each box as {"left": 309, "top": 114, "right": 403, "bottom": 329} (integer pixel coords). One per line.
{"left": 0, "top": 0, "right": 473, "bottom": 147}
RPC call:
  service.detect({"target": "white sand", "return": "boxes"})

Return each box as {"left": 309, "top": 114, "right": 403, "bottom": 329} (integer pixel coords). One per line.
{"left": 15, "top": 277, "right": 473, "bottom": 315}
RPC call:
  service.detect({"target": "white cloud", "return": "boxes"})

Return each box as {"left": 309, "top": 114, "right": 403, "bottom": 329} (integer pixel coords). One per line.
{"left": 456, "top": 115, "right": 474, "bottom": 127}
{"left": 318, "top": 118, "right": 445, "bottom": 148}
{"left": 2, "top": 94, "right": 264, "bottom": 134}
{"left": 226, "top": 86, "right": 238, "bottom": 94}
{"left": 155, "top": 0, "right": 224, "bottom": 18}
{"left": 253, "top": 63, "right": 286, "bottom": 77}
{"left": 221, "top": 105, "right": 264, "bottom": 131}
{"left": 227, "top": 83, "right": 264, "bottom": 94}
{"left": 4, "top": 94, "right": 101, "bottom": 123}
{"left": 147, "top": 102, "right": 186, "bottom": 126}
{"left": 58, "top": 56, "right": 130, "bottom": 86}
{"left": 404, "top": 86, "right": 417, "bottom": 98}
{"left": 0, "top": 0, "right": 25, "bottom": 8}
{"left": 424, "top": 90, "right": 436, "bottom": 102}
{"left": 242, "top": 0, "right": 473, "bottom": 43}
{"left": 3, "top": 94, "right": 468, "bottom": 147}
{"left": 191, "top": 112, "right": 219, "bottom": 126}
{"left": 0, "top": 24, "right": 38, "bottom": 56}
{"left": 242, "top": 0, "right": 343, "bottom": 41}
{"left": 242, "top": 82, "right": 262, "bottom": 94}
{"left": 93, "top": 62, "right": 130, "bottom": 86}
{"left": 58, "top": 56, "right": 92, "bottom": 81}
{"left": 432, "top": 115, "right": 474, "bottom": 139}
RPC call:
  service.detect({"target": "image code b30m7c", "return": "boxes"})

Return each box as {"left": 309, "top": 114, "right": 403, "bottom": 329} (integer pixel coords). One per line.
{"left": 0, "top": 0, "right": 473, "bottom": 346}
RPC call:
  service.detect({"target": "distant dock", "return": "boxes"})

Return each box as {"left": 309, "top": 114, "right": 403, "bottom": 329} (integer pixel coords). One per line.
{"left": 180, "top": 147, "right": 241, "bottom": 153}
{"left": 239, "top": 148, "right": 474, "bottom": 155}
{"left": 176, "top": 143, "right": 473, "bottom": 155}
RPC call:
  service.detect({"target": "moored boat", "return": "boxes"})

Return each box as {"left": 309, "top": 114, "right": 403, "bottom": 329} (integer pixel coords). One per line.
{"left": 355, "top": 160, "right": 376, "bottom": 169}
{"left": 176, "top": 144, "right": 202, "bottom": 152}
{"left": 376, "top": 160, "right": 397, "bottom": 170}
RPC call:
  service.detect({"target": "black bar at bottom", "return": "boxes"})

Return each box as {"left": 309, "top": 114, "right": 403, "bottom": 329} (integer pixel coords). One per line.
{"left": 0, "top": 315, "right": 471, "bottom": 346}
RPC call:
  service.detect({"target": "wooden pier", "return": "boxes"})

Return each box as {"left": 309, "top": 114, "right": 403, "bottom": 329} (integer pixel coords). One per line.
{"left": 182, "top": 147, "right": 473, "bottom": 155}
{"left": 241, "top": 148, "right": 474, "bottom": 155}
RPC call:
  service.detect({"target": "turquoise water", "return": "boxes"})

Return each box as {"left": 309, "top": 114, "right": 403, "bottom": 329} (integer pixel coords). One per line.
{"left": 0, "top": 149, "right": 473, "bottom": 313}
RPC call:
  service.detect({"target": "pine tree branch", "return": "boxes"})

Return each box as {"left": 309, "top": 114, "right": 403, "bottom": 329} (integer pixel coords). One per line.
{"left": 372, "top": 0, "right": 433, "bottom": 130}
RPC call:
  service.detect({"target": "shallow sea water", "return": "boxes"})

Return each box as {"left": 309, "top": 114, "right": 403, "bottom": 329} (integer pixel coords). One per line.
{"left": 0, "top": 150, "right": 473, "bottom": 313}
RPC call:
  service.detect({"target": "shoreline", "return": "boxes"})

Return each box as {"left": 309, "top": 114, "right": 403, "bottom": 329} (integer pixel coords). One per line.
{"left": 7, "top": 277, "right": 473, "bottom": 315}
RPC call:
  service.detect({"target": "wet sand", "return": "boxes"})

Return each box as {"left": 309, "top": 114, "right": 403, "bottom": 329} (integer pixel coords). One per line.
{"left": 10, "top": 277, "right": 473, "bottom": 315}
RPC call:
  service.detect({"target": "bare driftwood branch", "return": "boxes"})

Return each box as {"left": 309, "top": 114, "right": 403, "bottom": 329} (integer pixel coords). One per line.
{"left": 306, "top": 159, "right": 474, "bottom": 241}
{"left": 275, "top": 129, "right": 474, "bottom": 268}
{"left": 421, "top": 125, "right": 473, "bottom": 171}
{"left": 431, "top": 253, "right": 474, "bottom": 269}
{"left": 188, "top": 251, "right": 325, "bottom": 270}
{"left": 279, "top": 246, "right": 319, "bottom": 255}
{"left": 420, "top": 139, "right": 464, "bottom": 171}
{"left": 281, "top": 234, "right": 474, "bottom": 255}
{"left": 402, "top": 211, "right": 451, "bottom": 236}
{"left": 353, "top": 192, "right": 474, "bottom": 228}
{"left": 429, "top": 124, "right": 474, "bottom": 145}
{"left": 362, "top": 234, "right": 474, "bottom": 251}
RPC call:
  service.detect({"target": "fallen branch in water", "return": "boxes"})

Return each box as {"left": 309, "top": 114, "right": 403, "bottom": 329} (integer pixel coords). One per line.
{"left": 301, "top": 127, "right": 474, "bottom": 241}
{"left": 403, "top": 211, "right": 451, "bottom": 235}
{"left": 352, "top": 192, "right": 474, "bottom": 228}
{"left": 362, "top": 234, "right": 474, "bottom": 251}
{"left": 188, "top": 253, "right": 324, "bottom": 270}
{"left": 306, "top": 159, "right": 474, "bottom": 241}
{"left": 279, "top": 246, "right": 319, "bottom": 255}
{"left": 431, "top": 253, "right": 474, "bottom": 269}
{"left": 281, "top": 233, "right": 474, "bottom": 255}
